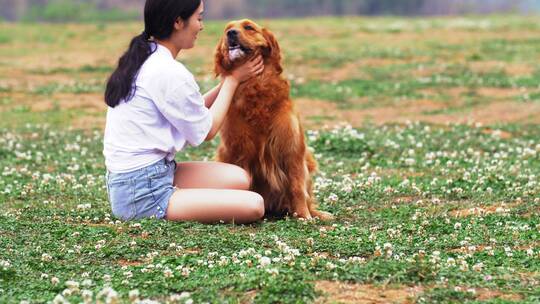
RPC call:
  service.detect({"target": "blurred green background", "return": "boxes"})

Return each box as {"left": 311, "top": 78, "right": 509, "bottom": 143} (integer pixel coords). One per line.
{"left": 1, "top": 0, "right": 540, "bottom": 23}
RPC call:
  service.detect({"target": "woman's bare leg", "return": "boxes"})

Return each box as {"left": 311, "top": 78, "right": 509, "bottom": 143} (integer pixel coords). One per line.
{"left": 165, "top": 189, "right": 264, "bottom": 224}
{"left": 165, "top": 161, "right": 264, "bottom": 223}
{"left": 173, "top": 161, "right": 251, "bottom": 190}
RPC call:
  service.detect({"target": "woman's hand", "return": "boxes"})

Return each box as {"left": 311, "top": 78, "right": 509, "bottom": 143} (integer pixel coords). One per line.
{"left": 229, "top": 56, "right": 264, "bottom": 84}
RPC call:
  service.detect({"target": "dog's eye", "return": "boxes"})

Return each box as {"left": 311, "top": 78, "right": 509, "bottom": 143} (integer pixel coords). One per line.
{"left": 244, "top": 25, "right": 255, "bottom": 31}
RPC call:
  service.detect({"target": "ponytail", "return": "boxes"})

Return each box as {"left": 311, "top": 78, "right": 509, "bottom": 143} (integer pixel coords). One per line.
{"left": 104, "top": 31, "right": 154, "bottom": 108}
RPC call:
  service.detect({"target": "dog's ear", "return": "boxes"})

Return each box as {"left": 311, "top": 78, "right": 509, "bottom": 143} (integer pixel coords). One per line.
{"left": 214, "top": 36, "right": 232, "bottom": 77}
{"left": 262, "top": 28, "right": 283, "bottom": 74}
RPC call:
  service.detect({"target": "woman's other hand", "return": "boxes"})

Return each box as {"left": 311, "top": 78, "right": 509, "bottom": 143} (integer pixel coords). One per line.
{"left": 229, "top": 56, "right": 264, "bottom": 84}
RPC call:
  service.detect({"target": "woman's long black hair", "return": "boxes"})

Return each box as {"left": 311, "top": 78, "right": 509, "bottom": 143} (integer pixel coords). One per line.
{"left": 105, "top": 0, "right": 201, "bottom": 107}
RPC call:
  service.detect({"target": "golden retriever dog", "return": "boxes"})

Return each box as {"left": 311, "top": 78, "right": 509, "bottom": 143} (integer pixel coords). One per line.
{"left": 214, "top": 19, "right": 333, "bottom": 220}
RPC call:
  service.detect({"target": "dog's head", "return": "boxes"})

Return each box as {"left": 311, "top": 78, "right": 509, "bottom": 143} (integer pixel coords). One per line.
{"left": 214, "top": 19, "right": 282, "bottom": 76}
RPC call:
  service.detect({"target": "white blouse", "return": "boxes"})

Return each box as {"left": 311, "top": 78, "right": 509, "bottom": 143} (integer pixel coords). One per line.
{"left": 103, "top": 43, "right": 212, "bottom": 173}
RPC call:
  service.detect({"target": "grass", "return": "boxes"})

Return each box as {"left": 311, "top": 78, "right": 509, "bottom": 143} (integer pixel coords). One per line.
{"left": 1, "top": 123, "right": 538, "bottom": 303}
{"left": 30, "top": 65, "right": 113, "bottom": 75}
{"left": 0, "top": 15, "right": 539, "bottom": 303}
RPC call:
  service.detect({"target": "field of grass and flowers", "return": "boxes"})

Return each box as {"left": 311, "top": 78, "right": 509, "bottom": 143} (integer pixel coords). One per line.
{"left": 1, "top": 15, "right": 539, "bottom": 303}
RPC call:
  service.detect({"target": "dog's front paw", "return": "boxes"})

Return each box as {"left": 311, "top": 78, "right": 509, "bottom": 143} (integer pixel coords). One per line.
{"left": 292, "top": 210, "right": 312, "bottom": 220}
{"left": 311, "top": 210, "right": 334, "bottom": 221}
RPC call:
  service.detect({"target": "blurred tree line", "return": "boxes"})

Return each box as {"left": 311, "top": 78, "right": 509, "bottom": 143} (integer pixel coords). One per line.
{"left": 0, "top": 0, "right": 534, "bottom": 22}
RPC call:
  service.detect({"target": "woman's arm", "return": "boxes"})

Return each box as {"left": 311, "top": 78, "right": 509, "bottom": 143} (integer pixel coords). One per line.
{"left": 205, "top": 77, "right": 238, "bottom": 140}
{"left": 205, "top": 56, "right": 264, "bottom": 141}
{"left": 203, "top": 81, "right": 223, "bottom": 108}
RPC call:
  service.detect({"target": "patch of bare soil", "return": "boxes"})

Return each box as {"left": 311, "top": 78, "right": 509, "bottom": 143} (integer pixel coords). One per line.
{"left": 314, "top": 281, "right": 423, "bottom": 304}
{"left": 457, "top": 287, "right": 523, "bottom": 302}
{"left": 296, "top": 96, "right": 540, "bottom": 129}
{"left": 469, "top": 61, "right": 535, "bottom": 77}
{"left": 295, "top": 98, "right": 341, "bottom": 129}
{"left": 449, "top": 202, "right": 520, "bottom": 218}
{"left": 0, "top": 69, "right": 74, "bottom": 89}
{"left": 341, "top": 99, "right": 447, "bottom": 125}
{"left": 437, "top": 101, "right": 540, "bottom": 125}
{"left": 117, "top": 259, "right": 143, "bottom": 267}
{"left": 30, "top": 93, "right": 106, "bottom": 113}
{"left": 315, "top": 281, "right": 524, "bottom": 304}
{"left": 323, "top": 60, "right": 368, "bottom": 82}
{"left": 475, "top": 87, "right": 523, "bottom": 99}
{"left": 239, "top": 290, "right": 257, "bottom": 304}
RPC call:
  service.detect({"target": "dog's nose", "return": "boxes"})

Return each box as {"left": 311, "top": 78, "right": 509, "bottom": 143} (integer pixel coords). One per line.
{"left": 227, "top": 29, "right": 238, "bottom": 39}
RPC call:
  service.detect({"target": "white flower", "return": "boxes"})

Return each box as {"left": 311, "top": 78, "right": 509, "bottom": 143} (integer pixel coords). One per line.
{"left": 259, "top": 256, "right": 271, "bottom": 267}
{"left": 128, "top": 289, "right": 140, "bottom": 302}
{"left": 52, "top": 294, "right": 68, "bottom": 304}
{"left": 454, "top": 222, "right": 462, "bottom": 230}
{"left": 181, "top": 267, "right": 191, "bottom": 277}
{"left": 472, "top": 262, "right": 484, "bottom": 272}
{"left": 163, "top": 268, "right": 174, "bottom": 278}
{"left": 82, "top": 290, "right": 93, "bottom": 304}
{"left": 326, "top": 193, "right": 339, "bottom": 204}
{"left": 65, "top": 280, "right": 79, "bottom": 290}
{"left": 76, "top": 203, "right": 91, "bottom": 210}
{"left": 459, "top": 260, "right": 469, "bottom": 272}
{"left": 97, "top": 287, "right": 118, "bottom": 304}
{"left": 51, "top": 277, "right": 60, "bottom": 285}
{"left": 41, "top": 253, "right": 53, "bottom": 262}
{"left": 0, "top": 260, "right": 11, "bottom": 270}
{"left": 266, "top": 268, "right": 279, "bottom": 276}
{"left": 326, "top": 262, "right": 337, "bottom": 270}
{"left": 170, "top": 292, "right": 192, "bottom": 302}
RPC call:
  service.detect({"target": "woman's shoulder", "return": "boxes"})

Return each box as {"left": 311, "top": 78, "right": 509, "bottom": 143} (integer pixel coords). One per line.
{"left": 138, "top": 57, "right": 194, "bottom": 91}
{"left": 142, "top": 54, "right": 188, "bottom": 78}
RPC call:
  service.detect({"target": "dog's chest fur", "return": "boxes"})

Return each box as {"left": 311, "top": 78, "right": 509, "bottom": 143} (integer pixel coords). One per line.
{"left": 231, "top": 74, "right": 289, "bottom": 130}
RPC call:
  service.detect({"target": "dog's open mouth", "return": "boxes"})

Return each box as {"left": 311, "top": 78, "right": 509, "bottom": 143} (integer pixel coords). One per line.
{"left": 228, "top": 40, "right": 249, "bottom": 61}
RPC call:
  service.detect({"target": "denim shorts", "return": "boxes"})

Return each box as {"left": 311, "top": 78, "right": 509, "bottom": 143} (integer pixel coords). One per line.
{"left": 106, "top": 158, "right": 176, "bottom": 221}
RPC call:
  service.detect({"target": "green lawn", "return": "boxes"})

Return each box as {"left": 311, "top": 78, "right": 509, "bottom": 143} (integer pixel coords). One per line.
{"left": 0, "top": 16, "right": 539, "bottom": 303}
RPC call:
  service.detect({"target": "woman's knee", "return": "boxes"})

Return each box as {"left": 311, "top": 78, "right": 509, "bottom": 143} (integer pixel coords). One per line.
{"left": 228, "top": 165, "right": 252, "bottom": 190}
{"left": 246, "top": 192, "right": 265, "bottom": 220}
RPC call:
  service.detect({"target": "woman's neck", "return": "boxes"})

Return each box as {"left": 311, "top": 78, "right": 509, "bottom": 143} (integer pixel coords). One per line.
{"left": 155, "top": 39, "right": 180, "bottom": 58}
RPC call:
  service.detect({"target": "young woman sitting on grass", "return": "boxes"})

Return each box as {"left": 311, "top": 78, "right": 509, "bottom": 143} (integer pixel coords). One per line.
{"left": 103, "top": 0, "right": 265, "bottom": 223}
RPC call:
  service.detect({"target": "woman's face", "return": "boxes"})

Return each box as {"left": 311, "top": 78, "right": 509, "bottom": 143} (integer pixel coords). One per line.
{"left": 174, "top": 1, "right": 204, "bottom": 50}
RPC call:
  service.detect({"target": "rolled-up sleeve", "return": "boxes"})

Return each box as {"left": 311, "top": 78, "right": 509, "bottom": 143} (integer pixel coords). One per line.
{"left": 156, "top": 81, "right": 213, "bottom": 147}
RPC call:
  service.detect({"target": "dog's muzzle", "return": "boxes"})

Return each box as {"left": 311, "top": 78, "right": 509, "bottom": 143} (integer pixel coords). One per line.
{"left": 227, "top": 31, "right": 247, "bottom": 61}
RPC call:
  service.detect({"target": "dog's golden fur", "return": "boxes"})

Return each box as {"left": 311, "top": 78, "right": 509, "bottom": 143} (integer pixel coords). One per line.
{"left": 214, "top": 19, "right": 333, "bottom": 220}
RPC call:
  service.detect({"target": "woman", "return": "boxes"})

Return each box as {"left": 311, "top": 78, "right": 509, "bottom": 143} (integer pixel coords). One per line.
{"left": 103, "top": 0, "right": 265, "bottom": 223}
